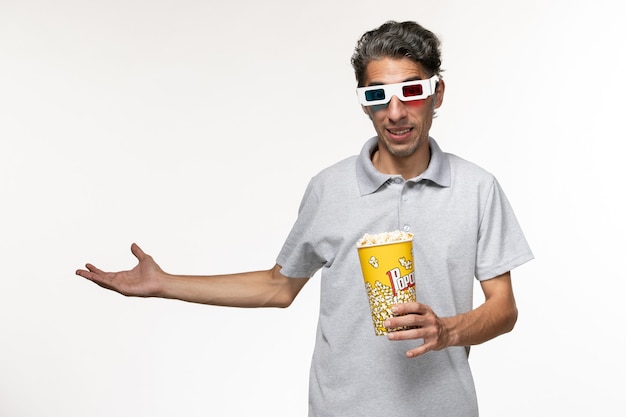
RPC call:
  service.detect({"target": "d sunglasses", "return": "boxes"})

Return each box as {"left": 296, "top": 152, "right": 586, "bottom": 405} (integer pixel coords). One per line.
{"left": 357, "top": 75, "right": 439, "bottom": 106}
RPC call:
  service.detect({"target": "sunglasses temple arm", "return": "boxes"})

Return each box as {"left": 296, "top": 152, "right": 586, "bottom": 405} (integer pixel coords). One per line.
{"left": 430, "top": 75, "right": 439, "bottom": 92}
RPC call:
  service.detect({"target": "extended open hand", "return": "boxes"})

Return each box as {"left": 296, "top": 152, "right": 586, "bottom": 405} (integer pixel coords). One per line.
{"left": 76, "top": 243, "right": 165, "bottom": 297}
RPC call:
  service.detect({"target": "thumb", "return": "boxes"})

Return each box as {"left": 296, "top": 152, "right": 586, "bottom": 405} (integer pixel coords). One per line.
{"left": 130, "top": 243, "right": 147, "bottom": 261}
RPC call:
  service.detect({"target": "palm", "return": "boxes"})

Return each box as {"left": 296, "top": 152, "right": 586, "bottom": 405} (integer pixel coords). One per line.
{"left": 77, "top": 243, "right": 163, "bottom": 297}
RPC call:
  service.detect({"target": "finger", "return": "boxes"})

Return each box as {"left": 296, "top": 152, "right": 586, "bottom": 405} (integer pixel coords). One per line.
{"left": 386, "top": 326, "right": 423, "bottom": 341}
{"left": 75, "top": 269, "right": 92, "bottom": 279}
{"left": 75, "top": 263, "right": 100, "bottom": 279}
{"left": 386, "top": 308, "right": 432, "bottom": 331}
{"left": 76, "top": 265, "right": 120, "bottom": 291}
{"left": 130, "top": 243, "right": 147, "bottom": 261}
{"left": 405, "top": 343, "right": 431, "bottom": 358}
{"left": 385, "top": 315, "right": 415, "bottom": 331}
{"left": 391, "top": 302, "right": 425, "bottom": 316}
{"left": 85, "top": 263, "right": 106, "bottom": 275}
{"left": 81, "top": 273, "right": 118, "bottom": 292}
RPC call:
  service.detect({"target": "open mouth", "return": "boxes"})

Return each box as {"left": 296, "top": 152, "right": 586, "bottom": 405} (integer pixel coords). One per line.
{"left": 386, "top": 127, "right": 414, "bottom": 141}
{"left": 388, "top": 128, "right": 412, "bottom": 136}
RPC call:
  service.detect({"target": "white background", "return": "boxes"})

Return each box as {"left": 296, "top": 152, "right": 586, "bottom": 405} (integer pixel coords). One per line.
{"left": 1, "top": 1, "right": 625, "bottom": 416}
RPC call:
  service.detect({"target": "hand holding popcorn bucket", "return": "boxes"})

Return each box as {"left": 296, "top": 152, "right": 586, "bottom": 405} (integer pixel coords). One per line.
{"left": 356, "top": 231, "right": 416, "bottom": 336}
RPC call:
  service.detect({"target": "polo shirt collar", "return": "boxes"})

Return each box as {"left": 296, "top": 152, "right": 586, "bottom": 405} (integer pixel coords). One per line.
{"left": 356, "top": 136, "right": 451, "bottom": 196}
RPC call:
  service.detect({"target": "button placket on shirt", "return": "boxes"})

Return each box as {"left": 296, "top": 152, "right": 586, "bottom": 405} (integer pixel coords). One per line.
{"left": 399, "top": 180, "right": 417, "bottom": 233}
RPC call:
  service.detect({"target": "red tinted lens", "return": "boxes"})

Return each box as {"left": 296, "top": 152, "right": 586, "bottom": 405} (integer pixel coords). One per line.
{"left": 402, "top": 84, "right": 423, "bottom": 97}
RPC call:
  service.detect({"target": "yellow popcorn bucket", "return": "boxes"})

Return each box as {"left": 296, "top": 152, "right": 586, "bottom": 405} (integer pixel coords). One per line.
{"left": 356, "top": 233, "right": 416, "bottom": 336}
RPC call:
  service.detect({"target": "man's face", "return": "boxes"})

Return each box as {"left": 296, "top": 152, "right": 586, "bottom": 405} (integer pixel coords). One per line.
{"left": 362, "top": 57, "right": 444, "bottom": 160}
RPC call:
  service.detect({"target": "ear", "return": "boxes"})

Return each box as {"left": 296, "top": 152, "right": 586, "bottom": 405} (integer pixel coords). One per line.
{"left": 433, "top": 78, "right": 445, "bottom": 109}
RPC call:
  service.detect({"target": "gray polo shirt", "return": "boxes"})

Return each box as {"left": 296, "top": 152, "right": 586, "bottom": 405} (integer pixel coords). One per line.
{"left": 277, "top": 136, "right": 533, "bottom": 417}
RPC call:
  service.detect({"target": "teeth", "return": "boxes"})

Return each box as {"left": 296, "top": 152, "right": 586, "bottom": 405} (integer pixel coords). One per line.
{"left": 389, "top": 128, "right": 411, "bottom": 135}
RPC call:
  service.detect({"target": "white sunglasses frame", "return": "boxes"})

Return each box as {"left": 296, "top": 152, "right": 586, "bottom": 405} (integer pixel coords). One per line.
{"left": 356, "top": 75, "right": 440, "bottom": 106}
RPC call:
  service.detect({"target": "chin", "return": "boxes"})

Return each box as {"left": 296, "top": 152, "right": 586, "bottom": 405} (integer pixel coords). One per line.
{"left": 385, "top": 140, "right": 422, "bottom": 158}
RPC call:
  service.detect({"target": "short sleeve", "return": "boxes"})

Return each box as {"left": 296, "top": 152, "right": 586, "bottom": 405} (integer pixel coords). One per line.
{"left": 276, "top": 178, "right": 329, "bottom": 278}
{"left": 475, "top": 178, "right": 534, "bottom": 280}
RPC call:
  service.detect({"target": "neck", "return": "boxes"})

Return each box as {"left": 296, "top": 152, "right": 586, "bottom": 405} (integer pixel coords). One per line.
{"left": 371, "top": 143, "right": 431, "bottom": 180}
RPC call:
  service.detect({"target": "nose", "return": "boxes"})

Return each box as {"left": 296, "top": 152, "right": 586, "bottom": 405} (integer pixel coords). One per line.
{"left": 386, "top": 96, "right": 408, "bottom": 122}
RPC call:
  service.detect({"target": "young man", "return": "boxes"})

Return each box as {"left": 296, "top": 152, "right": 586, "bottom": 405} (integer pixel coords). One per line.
{"left": 77, "top": 21, "right": 533, "bottom": 417}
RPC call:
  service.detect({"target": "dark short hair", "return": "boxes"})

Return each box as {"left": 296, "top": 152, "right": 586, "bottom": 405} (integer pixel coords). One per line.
{"left": 351, "top": 21, "right": 443, "bottom": 87}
